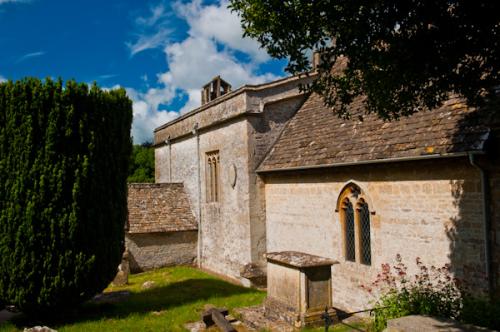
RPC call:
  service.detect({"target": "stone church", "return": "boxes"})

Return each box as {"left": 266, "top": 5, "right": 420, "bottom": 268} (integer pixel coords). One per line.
{"left": 128, "top": 69, "right": 499, "bottom": 312}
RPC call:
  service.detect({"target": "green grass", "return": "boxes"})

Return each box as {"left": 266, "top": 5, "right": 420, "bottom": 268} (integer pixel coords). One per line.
{"left": 0, "top": 266, "right": 265, "bottom": 332}
{"left": 302, "top": 321, "right": 367, "bottom": 332}
{"left": 0, "top": 266, "right": 368, "bottom": 332}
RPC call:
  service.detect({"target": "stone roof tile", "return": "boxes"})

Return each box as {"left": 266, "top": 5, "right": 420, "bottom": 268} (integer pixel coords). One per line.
{"left": 127, "top": 183, "right": 197, "bottom": 234}
{"left": 258, "top": 93, "right": 493, "bottom": 172}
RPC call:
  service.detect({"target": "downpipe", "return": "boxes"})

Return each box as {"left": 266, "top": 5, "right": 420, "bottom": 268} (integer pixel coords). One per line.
{"left": 193, "top": 123, "right": 203, "bottom": 268}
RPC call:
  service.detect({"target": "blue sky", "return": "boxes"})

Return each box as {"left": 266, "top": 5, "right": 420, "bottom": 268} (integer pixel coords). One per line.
{"left": 0, "top": 0, "right": 287, "bottom": 143}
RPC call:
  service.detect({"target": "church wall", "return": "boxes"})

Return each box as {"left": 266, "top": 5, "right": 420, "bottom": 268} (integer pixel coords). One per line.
{"left": 198, "top": 119, "right": 253, "bottom": 281}
{"left": 246, "top": 95, "right": 307, "bottom": 265}
{"left": 156, "top": 118, "right": 253, "bottom": 281}
{"left": 154, "top": 93, "right": 247, "bottom": 144}
{"left": 263, "top": 158, "right": 489, "bottom": 312}
{"left": 156, "top": 136, "right": 200, "bottom": 221}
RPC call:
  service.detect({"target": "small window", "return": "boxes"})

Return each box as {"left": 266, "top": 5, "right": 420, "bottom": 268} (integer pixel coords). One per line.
{"left": 358, "top": 200, "right": 371, "bottom": 265}
{"left": 337, "top": 183, "right": 373, "bottom": 266}
{"left": 342, "top": 199, "right": 356, "bottom": 262}
{"left": 206, "top": 151, "right": 220, "bottom": 202}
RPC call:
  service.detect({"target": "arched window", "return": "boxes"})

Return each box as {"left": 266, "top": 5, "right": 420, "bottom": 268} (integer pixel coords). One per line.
{"left": 206, "top": 151, "right": 220, "bottom": 202}
{"left": 357, "top": 200, "right": 371, "bottom": 265}
{"left": 337, "top": 183, "right": 373, "bottom": 266}
{"left": 342, "top": 198, "right": 356, "bottom": 262}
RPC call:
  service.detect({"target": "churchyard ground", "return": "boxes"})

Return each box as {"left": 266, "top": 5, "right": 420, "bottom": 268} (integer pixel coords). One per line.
{"left": 0, "top": 266, "right": 366, "bottom": 332}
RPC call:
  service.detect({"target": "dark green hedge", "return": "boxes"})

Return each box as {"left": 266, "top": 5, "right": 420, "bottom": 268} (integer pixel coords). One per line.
{"left": 0, "top": 78, "right": 132, "bottom": 313}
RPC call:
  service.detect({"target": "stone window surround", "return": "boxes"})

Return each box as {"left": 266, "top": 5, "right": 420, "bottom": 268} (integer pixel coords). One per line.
{"left": 337, "top": 182, "right": 374, "bottom": 266}
{"left": 205, "top": 150, "right": 220, "bottom": 203}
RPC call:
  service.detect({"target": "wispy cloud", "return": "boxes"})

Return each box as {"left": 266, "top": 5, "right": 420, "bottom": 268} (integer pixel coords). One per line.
{"left": 0, "top": 75, "right": 6, "bottom": 83}
{"left": 126, "top": 3, "right": 172, "bottom": 56}
{"left": 0, "top": 0, "right": 31, "bottom": 4}
{"left": 135, "top": 3, "right": 168, "bottom": 27}
{"left": 98, "top": 74, "right": 118, "bottom": 80}
{"left": 126, "top": 28, "right": 171, "bottom": 56}
{"left": 16, "top": 51, "right": 45, "bottom": 63}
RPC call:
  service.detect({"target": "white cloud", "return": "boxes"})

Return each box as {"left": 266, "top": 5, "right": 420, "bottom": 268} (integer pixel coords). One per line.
{"left": 125, "top": 87, "right": 179, "bottom": 144}
{"left": 179, "top": 89, "right": 201, "bottom": 114}
{"left": 0, "top": 75, "right": 6, "bottom": 83}
{"left": 155, "top": 0, "right": 278, "bottom": 115}
{"left": 160, "top": 35, "right": 277, "bottom": 92}
{"left": 126, "top": 0, "right": 280, "bottom": 143}
{"left": 175, "top": 0, "right": 269, "bottom": 63}
{"left": 16, "top": 51, "right": 45, "bottom": 63}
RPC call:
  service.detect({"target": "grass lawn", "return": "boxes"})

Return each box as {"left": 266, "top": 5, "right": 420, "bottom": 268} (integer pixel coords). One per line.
{"left": 0, "top": 266, "right": 366, "bottom": 332}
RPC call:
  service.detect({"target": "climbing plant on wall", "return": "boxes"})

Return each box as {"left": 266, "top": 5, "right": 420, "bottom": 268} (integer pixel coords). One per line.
{"left": 0, "top": 78, "right": 132, "bottom": 313}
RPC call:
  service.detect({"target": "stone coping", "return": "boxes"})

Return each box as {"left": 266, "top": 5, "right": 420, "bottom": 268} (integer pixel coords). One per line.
{"left": 266, "top": 251, "right": 338, "bottom": 268}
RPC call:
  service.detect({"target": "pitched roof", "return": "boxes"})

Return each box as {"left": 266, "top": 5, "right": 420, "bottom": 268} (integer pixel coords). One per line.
{"left": 258, "top": 93, "right": 493, "bottom": 172}
{"left": 127, "top": 183, "right": 197, "bottom": 234}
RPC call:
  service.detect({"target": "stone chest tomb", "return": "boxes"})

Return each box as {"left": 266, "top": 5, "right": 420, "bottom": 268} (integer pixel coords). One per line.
{"left": 265, "top": 251, "right": 338, "bottom": 327}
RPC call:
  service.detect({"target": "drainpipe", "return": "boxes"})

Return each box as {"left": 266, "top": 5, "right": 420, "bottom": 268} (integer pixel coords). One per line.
{"left": 468, "top": 152, "right": 493, "bottom": 297}
{"left": 193, "top": 123, "right": 203, "bottom": 268}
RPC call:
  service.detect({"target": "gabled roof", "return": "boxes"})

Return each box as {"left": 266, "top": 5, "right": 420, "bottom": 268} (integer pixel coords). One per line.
{"left": 258, "top": 93, "right": 494, "bottom": 172}
{"left": 127, "top": 183, "right": 197, "bottom": 234}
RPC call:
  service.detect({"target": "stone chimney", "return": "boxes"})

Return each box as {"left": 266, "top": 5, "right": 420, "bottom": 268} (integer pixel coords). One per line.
{"left": 201, "top": 76, "right": 232, "bottom": 105}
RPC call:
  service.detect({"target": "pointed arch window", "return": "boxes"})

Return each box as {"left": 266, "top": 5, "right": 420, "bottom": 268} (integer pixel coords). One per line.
{"left": 337, "top": 183, "right": 373, "bottom": 266}
{"left": 342, "top": 199, "right": 356, "bottom": 262}
{"left": 206, "top": 151, "right": 220, "bottom": 202}
{"left": 358, "top": 200, "right": 371, "bottom": 265}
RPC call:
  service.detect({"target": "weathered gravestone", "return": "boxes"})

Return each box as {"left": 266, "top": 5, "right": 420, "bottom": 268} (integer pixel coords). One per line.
{"left": 112, "top": 250, "right": 130, "bottom": 286}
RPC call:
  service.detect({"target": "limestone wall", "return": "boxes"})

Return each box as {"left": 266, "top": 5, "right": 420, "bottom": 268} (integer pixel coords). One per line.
{"left": 155, "top": 118, "right": 253, "bottom": 280}
{"left": 263, "top": 158, "right": 488, "bottom": 311}
{"left": 153, "top": 76, "right": 311, "bottom": 283}
{"left": 126, "top": 231, "right": 197, "bottom": 273}
{"left": 199, "top": 119, "right": 253, "bottom": 279}
{"left": 247, "top": 95, "right": 307, "bottom": 265}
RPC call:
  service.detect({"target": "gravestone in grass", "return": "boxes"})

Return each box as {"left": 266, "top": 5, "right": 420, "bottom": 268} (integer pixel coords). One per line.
{"left": 0, "top": 78, "right": 132, "bottom": 314}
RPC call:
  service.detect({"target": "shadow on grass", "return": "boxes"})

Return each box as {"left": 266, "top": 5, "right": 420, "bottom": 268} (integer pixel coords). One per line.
{"left": 7, "top": 278, "right": 256, "bottom": 329}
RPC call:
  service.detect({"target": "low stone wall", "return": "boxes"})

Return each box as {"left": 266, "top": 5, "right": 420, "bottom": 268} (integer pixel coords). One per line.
{"left": 126, "top": 231, "right": 197, "bottom": 273}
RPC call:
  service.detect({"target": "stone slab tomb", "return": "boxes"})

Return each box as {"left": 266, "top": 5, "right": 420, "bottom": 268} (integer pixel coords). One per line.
{"left": 265, "top": 251, "right": 339, "bottom": 327}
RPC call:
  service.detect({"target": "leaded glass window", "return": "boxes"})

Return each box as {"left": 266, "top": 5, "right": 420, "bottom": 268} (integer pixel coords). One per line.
{"left": 358, "top": 201, "right": 371, "bottom": 265}
{"left": 337, "top": 183, "right": 373, "bottom": 266}
{"left": 343, "top": 199, "right": 356, "bottom": 262}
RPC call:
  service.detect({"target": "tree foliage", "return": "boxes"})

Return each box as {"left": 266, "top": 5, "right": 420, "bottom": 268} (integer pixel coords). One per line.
{"left": 0, "top": 78, "right": 132, "bottom": 313}
{"left": 128, "top": 143, "right": 155, "bottom": 183}
{"left": 230, "top": 0, "right": 500, "bottom": 119}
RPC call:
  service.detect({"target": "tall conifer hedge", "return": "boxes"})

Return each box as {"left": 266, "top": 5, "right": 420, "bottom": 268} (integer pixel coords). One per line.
{"left": 0, "top": 78, "right": 132, "bottom": 313}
